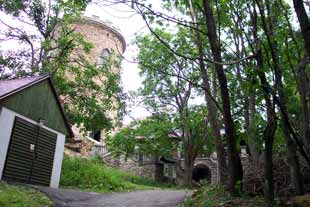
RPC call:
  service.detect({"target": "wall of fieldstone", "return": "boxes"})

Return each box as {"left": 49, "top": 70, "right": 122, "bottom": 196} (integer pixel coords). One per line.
{"left": 242, "top": 155, "right": 310, "bottom": 196}
{"left": 64, "top": 138, "right": 95, "bottom": 157}
{"left": 179, "top": 158, "right": 219, "bottom": 184}
{"left": 115, "top": 156, "right": 221, "bottom": 184}
{"left": 117, "top": 156, "right": 157, "bottom": 179}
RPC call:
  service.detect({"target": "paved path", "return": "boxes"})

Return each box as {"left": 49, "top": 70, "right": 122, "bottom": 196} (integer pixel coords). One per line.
{"left": 36, "top": 187, "right": 191, "bottom": 207}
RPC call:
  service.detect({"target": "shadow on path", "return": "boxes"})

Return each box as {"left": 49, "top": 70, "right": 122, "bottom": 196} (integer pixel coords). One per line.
{"left": 35, "top": 187, "right": 192, "bottom": 207}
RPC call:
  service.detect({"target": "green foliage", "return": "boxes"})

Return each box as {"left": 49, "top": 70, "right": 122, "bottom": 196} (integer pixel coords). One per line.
{"left": 106, "top": 115, "right": 177, "bottom": 158}
{"left": 136, "top": 28, "right": 199, "bottom": 114}
{"left": 179, "top": 185, "right": 232, "bottom": 207}
{"left": 0, "top": 0, "right": 29, "bottom": 16}
{"left": 106, "top": 105, "right": 214, "bottom": 159}
{"left": 0, "top": 182, "right": 52, "bottom": 207}
{"left": 60, "top": 156, "right": 172, "bottom": 192}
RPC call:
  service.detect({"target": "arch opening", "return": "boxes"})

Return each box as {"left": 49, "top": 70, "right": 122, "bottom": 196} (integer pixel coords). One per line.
{"left": 192, "top": 164, "right": 211, "bottom": 183}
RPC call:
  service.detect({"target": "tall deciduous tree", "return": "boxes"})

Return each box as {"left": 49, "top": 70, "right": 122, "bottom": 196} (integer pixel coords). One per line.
{"left": 188, "top": 0, "right": 228, "bottom": 185}
{"left": 134, "top": 29, "right": 209, "bottom": 186}
{"left": 202, "top": 0, "right": 242, "bottom": 194}
{"left": 0, "top": 0, "right": 124, "bottom": 133}
{"left": 293, "top": 0, "right": 310, "bottom": 56}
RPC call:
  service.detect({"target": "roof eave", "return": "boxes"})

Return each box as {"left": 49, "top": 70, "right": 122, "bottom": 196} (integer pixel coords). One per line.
{"left": 0, "top": 75, "right": 74, "bottom": 139}
{"left": 0, "top": 75, "right": 50, "bottom": 101}
{"left": 46, "top": 78, "right": 74, "bottom": 139}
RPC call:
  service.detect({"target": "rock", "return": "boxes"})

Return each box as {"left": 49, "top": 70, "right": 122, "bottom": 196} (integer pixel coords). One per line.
{"left": 293, "top": 194, "right": 310, "bottom": 207}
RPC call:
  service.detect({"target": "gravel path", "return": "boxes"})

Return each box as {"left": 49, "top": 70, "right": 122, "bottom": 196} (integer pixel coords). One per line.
{"left": 36, "top": 187, "right": 191, "bottom": 207}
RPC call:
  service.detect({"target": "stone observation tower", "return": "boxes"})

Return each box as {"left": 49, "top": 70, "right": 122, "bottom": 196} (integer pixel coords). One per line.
{"left": 70, "top": 15, "right": 126, "bottom": 142}
{"left": 73, "top": 15, "right": 126, "bottom": 64}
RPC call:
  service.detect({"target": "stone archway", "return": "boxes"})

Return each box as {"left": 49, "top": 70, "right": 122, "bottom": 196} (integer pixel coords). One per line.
{"left": 192, "top": 163, "right": 211, "bottom": 183}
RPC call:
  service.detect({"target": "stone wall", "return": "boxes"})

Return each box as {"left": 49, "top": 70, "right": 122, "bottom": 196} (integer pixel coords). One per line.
{"left": 242, "top": 155, "right": 310, "bottom": 196}
{"left": 64, "top": 139, "right": 94, "bottom": 157}
{"left": 117, "top": 156, "right": 157, "bottom": 179}
{"left": 180, "top": 158, "right": 219, "bottom": 184}
{"left": 114, "top": 156, "right": 220, "bottom": 185}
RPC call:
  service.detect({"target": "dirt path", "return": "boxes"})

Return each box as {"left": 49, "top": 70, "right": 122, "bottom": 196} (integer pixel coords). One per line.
{"left": 36, "top": 187, "right": 191, "bottom": 207}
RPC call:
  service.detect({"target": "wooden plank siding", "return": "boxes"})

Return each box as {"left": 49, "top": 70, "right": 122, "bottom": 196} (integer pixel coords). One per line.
{"left": 1, "top": 80, "right": 68, "bottom": 135}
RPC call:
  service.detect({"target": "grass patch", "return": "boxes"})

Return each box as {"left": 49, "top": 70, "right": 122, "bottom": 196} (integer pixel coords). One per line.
{"left": 179, "top": 184, "right": 306, "bottom": 207}
{"left": 179, "top": 185, "right": 232, "bottom": 207}
{"left": 60, "top": 156, "right": 174, "bottom": 192}
{"left": 179, "top": 185, "right": 265, "bottom": 207}
{"left": 0, "top": 182, "right": 52, "bottom": 207}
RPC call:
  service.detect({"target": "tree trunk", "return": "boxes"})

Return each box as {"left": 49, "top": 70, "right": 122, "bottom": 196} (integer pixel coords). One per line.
{"left": 251, "top": 3, "right": 277, "bottom": 203}
{"left": 277, "top": 57, "right": 304, "bottom": 196}
{"left": 258, "top": 0, "right": 305, "bottom": 196}
{"left": 293, "top": 0, "right": 310, "bottom": 55}
{"left": 181, "top": 106, "right": 196, "bottom": 187}
{"left": 296, "top": 58, "right": 310, "bottom": 152}
{"left": 256, "top": 48, "right": 277, "bottom": 207}
{"left": 183, "top": 127, "right": 195, "bottom": 187}
{"left": 199, "top": 47, "right": 228, "bottom": 185}
{"left": 276, "top": 49, "right": 304, "bottom": 196}
{"left": 285, "top": 126, "right": 304, "bottom": 195}
{"left": 301, "top": 89, "right": 310, "bottom": 152}
{"left": 183, "top": 151, "right": 195, "bottom": 187}
{"left": 202, "top": 0, "right": 242, "bottom": 195}
{"left": 240, "top": 29, "right": 260, "bottom": 163}
{"left": 188, "top": 1, "right": 228, "bottom": 185}
{"left": 264, "top": 127, "right": 275, "bottom": 207}
{"left": 247, "top": 89, "right": 260, "bottom": 162}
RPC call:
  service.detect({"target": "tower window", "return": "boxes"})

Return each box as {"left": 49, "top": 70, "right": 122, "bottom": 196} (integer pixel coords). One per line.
{"left": 98, "top": 48, "right": 111, "bottom": 66}
{"left": 90, "top": 130, "right": 101, "bottom": 142}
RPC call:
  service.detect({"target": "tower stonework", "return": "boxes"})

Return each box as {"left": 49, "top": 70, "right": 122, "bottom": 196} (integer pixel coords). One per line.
{"left": 70, "top": 15, "right": 126, "bottom": 142}
{"left": 72, "top": 16, "right": 126, "bottom": 67}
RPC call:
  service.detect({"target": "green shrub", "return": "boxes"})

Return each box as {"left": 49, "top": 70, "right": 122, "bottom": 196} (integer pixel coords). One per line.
{"left": 60, "top": 156, "right": 171, "bottom": 192}
{"left": 180, "top": 185, "right": 230, "bottom": 207}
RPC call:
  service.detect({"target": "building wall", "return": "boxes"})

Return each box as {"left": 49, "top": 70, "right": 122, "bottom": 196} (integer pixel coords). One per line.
{"left": 118, "top": 155, "right": 157, "bottom": 180}
{"left": 0, "top": 107, "right": 65, "bottom": 188}
{"left": 179, "top": 158, "right": 219, "bottom": 184}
